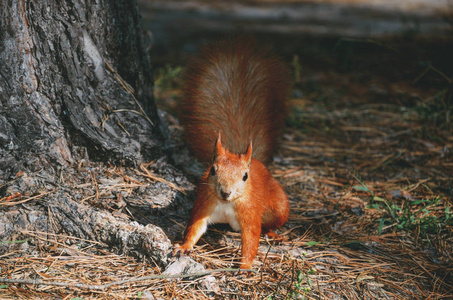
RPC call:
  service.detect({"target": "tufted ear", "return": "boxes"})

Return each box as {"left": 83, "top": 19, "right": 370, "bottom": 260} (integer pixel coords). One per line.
{"left": 213, "top": 132, "right": 225, "bottom": 161}
{"left": 244, "top": 141, "right": 253, "bottom": 166}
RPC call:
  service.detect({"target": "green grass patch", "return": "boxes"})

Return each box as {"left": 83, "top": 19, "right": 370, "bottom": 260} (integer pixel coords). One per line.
{"left": 415, "top": 85, "right": 453, "bottom": 134}
{"left": 353, "top": 173, "right": 452, "bottom": 237}
{"left": 154, "top": 64, "right": 183, "bottom": 95}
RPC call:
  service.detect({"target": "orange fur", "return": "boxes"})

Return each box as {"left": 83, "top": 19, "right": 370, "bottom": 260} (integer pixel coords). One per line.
{"left": 177, "top": 39, "right": 290, "bottom": 270}
{"left": 180, "top": 38, "right": 290, "bottom": 163}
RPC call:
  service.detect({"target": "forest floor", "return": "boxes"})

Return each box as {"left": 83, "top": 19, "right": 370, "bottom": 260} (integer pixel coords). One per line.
{"left": 2, "top": 5, "right": 453, "bottom": 299}
{"left": 153, "top": 35, "right": 453, "bottom": 299}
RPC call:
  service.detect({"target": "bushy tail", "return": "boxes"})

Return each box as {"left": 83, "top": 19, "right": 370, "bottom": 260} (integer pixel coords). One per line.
{"left": 181, "top": 38, "right": 290, "bottom": 163}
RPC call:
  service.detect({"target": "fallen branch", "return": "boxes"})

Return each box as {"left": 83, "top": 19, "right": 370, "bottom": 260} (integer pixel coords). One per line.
{"left": 0, "top": 268, "right": 256, "bottom": 291}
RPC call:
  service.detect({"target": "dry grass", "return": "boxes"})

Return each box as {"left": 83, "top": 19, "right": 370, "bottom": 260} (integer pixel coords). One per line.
{"left": 2, "top": 97, "right": 451, "bottom": 299}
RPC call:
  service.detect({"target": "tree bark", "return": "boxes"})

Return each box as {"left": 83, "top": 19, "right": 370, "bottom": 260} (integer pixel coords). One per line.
{"left": 0, "top": 1, "right": 182, "bottom": 268}
{"left": 0, "top": 0, "right": 162, "bottom": 179}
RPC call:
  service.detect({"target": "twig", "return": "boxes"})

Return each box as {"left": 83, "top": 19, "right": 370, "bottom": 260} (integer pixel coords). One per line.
{"left": 137, "top": 163, "right": 186, "bottom": 194}
{"left": 412, "top": 65, "right": 452, "bottom": 85}
{"left": 20, "top": 230, "right": 106, "bottom": 246}
{"left": 0, "top": 191, "right": 53, "bottom": 207}
{"left": 0, "top": 268, "right": 256, "bottom": 291}
{"left": 0, "top": 239, "right": 29, "bottom": 245}
{"left": 90, "top": 170, "right": 100, "bottom": 200}
{"left": 105, "top": 61, "right": 154, "bottom": 126}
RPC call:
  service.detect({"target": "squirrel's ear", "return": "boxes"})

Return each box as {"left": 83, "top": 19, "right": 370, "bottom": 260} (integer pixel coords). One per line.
{"left": 244, "top": 141, "right": 252, "bottom": 166}
{"left": 213, "top": 132, "right": 224, "bottom": 160}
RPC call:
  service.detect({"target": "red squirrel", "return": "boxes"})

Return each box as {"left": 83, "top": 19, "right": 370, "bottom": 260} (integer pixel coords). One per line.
{"left": 176, "top": 39, "right": 290, "bottom": 270}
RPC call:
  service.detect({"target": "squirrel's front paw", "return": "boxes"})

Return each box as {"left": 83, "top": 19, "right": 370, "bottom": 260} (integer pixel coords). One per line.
{"left": 173, "top": 243, "right": 193, "bottom": 257}
{"left": 238, "top": 263, "right": 255, "bottom": 277}
{"left": 264, "top": 230, "right": 287, "bottom": 244}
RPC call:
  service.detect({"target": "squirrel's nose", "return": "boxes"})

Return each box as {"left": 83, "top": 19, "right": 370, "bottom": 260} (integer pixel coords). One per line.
{"left": 220, "top": 190, "right": 230, "bottom": 200}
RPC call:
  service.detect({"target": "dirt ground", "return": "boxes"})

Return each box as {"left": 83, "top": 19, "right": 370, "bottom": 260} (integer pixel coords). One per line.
{"left": 1, "top": 1, "right": 453, "bottom": 299}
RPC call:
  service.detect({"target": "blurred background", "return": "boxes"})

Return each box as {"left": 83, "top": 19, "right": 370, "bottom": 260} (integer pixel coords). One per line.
{"left": 138, "top": 0, "right": 453, "bottom": 140}
{"left": 139, "top": 0, "right": 452, "bottom": 64}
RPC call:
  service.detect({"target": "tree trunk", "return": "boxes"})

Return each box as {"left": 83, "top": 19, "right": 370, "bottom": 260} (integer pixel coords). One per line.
{"left": 0, "top": 0, "right": 183, "bottom": 267}
{"left": 0, "top": 0, "right": 162, "bottom": 179}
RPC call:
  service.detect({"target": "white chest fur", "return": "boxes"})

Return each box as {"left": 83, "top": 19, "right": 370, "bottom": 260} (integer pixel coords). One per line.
{"left": 209, "top": 201, "right": 241, "bottom": 231}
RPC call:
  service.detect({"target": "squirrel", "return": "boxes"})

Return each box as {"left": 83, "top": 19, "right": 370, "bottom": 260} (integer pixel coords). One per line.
{"left": 176, "top": 38, "right": 290, "bottom": 270}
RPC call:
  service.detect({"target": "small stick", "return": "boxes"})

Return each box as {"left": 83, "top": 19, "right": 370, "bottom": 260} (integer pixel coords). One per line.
{"left": 0, "top": 191, "right": 53, "bottom": 207}
{"left": 412, "top": 65, "right": 452, "bottom": 85}
{"left": 0, "top": 268, "right": 256, "bottom": 291}
{"left": 105, "top": 61, "right": 154, "bottom": 126}
{"left": 137, "top": 163, "right": 186, "bottom": 194}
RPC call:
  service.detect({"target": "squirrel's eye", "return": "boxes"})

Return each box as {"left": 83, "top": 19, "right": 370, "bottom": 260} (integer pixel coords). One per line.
{"left": 210, "top": 166, "right": 216, "bottom": 176}
{"left": 242, "top": 172, "right": 248, "bottom": 181}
